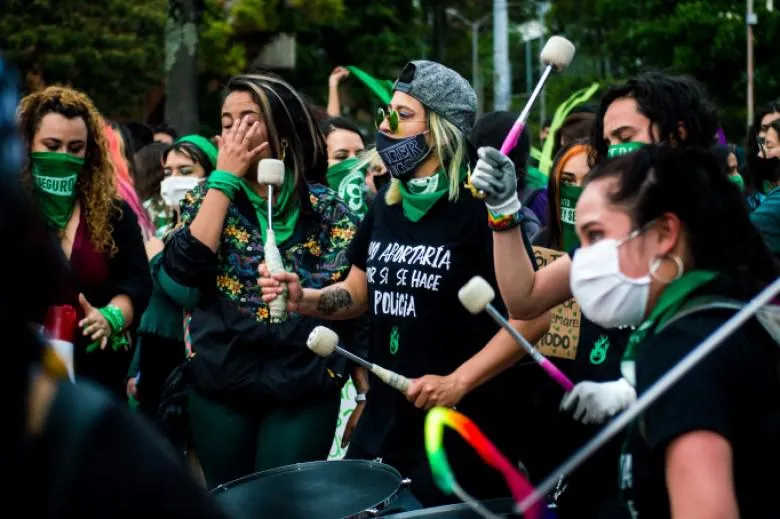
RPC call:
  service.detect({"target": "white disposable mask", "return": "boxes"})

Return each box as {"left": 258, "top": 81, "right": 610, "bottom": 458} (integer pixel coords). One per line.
{"left": 570, "top": 230, "right": 651, "bottom": 329}
{"left": 160, "top": 176, "right": 200, "bottom": 208}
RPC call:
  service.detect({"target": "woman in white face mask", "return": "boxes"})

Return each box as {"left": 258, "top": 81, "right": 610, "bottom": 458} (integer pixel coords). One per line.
{"left": 127, "top": 134, "right": 218, "bottom": 420}
{"left": 571, "top": 145, "right": 778, "bottom": 519}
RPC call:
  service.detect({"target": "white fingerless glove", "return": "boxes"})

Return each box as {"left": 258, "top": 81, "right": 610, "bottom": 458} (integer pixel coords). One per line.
{"left": 560, "top": 378, "right": 636, "bottom": 425}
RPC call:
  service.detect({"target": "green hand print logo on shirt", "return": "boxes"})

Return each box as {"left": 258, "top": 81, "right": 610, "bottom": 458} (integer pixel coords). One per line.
{"left": 390, "top": 326, "right": 399, "bottom": 355}
{"left": 589, "top": 335, "right": 610, "bottom": 365}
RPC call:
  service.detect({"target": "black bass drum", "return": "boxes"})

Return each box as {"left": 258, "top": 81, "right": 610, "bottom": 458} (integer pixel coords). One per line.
{"left": 211, "top": 459, "right": 410, "bottom": 519}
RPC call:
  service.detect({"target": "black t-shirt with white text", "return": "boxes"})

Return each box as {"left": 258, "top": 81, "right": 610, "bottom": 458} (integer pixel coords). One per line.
{"left": 347, "top": 187, "right": 536, "bottom": 460}
{"left": 621, "top": 279, "right": 780, "bottom": 518}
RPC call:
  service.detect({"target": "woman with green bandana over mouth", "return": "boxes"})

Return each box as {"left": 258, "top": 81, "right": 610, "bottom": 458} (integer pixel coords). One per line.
{"left": 260, "top": 59, "right": 551, "bottom": 507}
{"left": 17, "top": 86, "right": 152, "bottom": 399}
{"left": 320, "top": 116, "right": 376, "bottom": 219}
{"left": 469, "top": 71, "right": 720, "bottom": 518}
{"left": 160, "top": 74, "right": 370, "bottom": 488}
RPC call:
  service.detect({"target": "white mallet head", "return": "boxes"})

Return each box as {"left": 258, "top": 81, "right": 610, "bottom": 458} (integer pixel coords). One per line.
{"left": 458, "top": 276, "right": 496, "bottom": 315}
{"left": 307, "top": 326, "right": 339, "bottom": 357}
{"left": 257, "top": 159, "right": 285, "bottom": 186}
{"left": 540, "top": 36, "right": 576, "bottom": 72}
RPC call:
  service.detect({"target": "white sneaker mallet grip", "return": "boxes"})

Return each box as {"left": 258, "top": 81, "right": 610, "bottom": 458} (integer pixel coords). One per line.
{"left": 307, "top": 326, "right": 412, "bottom": 393}
{"left": 258, "top": 159, "right": 287, "bottom": 320}
{"left": 458, "top": 276, "right": 574, "bottom": 391}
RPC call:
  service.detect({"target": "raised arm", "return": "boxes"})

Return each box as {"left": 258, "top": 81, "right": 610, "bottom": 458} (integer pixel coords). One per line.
{"left": 493, "top": 229, "right": 573, "bottom": 319}
{"left": 326, "top": 67, "right": 350, "bottom": 117}
{"left": 259, "top": 264, "right": 369, "bottom": 321}
{"left": 471, "top": 146, "right": 573, "bottom": 319}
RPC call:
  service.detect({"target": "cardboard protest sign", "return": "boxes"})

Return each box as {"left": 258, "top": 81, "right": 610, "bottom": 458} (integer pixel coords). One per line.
{"left": 532, "top": 246, "right": 581, "bottom": 360}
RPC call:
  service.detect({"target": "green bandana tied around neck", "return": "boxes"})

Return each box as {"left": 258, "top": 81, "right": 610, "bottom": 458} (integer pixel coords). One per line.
{"left": 620, "top": 270, "right": 718, "bottom": 386}
{"left": 240, "top": 170, "right": 301, "bottom": 245}
{"left": 326, "top": 157, "right": 369, "bottom": 217}
{"left": 397, "top": 169, "right": 457, "bottom": 222}
{"left": 728, "top": 173, "right": 746, "bottom": 192}
{"left": 31, "top": 152, "right": 84, "bottom": 229}
{"left": 607, "top": 141, "right": 645, "bottom": 159}
{"left": 559, "top": 183, "right": 583, "bottom": 251}
{"left": 623, "top": 270, "right": 719, "bottom": 363}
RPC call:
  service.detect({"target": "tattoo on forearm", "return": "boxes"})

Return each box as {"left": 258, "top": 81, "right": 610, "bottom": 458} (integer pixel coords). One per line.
{"left": 317, "top": 288, "right": 353, "bottom": 315}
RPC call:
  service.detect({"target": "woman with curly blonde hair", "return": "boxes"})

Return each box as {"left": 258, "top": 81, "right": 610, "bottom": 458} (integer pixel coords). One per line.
{"left": 18, "top": 85, "right": 152, "bottom": 397}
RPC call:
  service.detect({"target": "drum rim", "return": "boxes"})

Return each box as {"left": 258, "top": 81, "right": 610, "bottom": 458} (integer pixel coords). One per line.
{"left": 211, "top": 459, "right": 406, "bottom": 517}
{"left": 211, "top": 459, "right": 403, "bottom": 494}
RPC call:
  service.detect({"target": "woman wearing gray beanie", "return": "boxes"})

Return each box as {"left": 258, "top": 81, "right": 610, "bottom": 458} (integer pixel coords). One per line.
{"left": 261, "top": 60, "right": 550, "bottom": 506}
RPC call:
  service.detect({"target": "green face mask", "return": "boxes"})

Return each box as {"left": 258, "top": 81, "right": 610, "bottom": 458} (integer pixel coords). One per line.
{"left": 31, "top": 151, "right": 84, "bottom": 229}
{"left": 728, "top": 173, "right": 746, "bottom": 193}
{"left": 326, "top": 157, "right": 369, "bottom": 217}
{"left": 559, "top": 182, "right": 583, "bottom": 251}
{"left": 607, "top": 141, "right": 645, "bottom": 159}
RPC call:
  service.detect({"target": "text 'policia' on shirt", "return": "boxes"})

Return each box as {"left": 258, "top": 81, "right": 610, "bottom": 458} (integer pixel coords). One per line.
{"left": 366, "top": 242, "right": 453, "bottom": 318}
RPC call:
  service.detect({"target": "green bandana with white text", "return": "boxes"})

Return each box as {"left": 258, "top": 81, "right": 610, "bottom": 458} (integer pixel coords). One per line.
{"left": 31, "top": 151, "right": 84, "bottom": 229}
{"left": 607, "top": 141, "right": 645, "bottom": 159}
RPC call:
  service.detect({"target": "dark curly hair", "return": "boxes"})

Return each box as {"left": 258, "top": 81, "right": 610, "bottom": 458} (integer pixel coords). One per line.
{"left": 585, "top": 145, "right": 777, "bottom": 297}
{"left": 590, "top": 72, "right": 719, "bottom": 166}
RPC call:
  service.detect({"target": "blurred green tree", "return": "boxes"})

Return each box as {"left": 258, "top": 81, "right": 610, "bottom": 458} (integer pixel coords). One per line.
{"left": 0, "top": 0, "right": 166, "bottom": 118}
{"left": 547, "top": 0, "right": 780, "bottom": 141}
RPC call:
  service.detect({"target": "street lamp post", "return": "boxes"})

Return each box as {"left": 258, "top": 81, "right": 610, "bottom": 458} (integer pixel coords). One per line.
{"left": 446, "top": 9, "right": 491, "bottom": 117}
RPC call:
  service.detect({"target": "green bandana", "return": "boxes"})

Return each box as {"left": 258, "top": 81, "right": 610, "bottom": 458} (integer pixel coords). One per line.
{"left": 241, "top": 170, "right": 301, "bottom": 245}
{"left": 31, "top": 152, "right": 84, "bottom": 229}
{"left": 621, "top": 270, "right": 718, "bottom": 384}
{"left": 176, "top": 135, "right": 218, "bottom": 170}
{"left": 558, "top": 183, "right": 583, "bottom": 251}
{"left": 728, "top": 173, "right": 745, "bottom": 192}
{"left": 326, "top": 157, "right": 369, "bottom": 217}
{"left": 397, "top": 169, "right": 456, "bottom": 222}
{"left": 607, "top": 141, "right": 645, "bottom": 159}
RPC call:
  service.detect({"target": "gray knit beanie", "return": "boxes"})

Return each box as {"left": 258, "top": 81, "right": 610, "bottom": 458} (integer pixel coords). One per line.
{"left": 393, "top": 60, "right": 477, "bottom": 134}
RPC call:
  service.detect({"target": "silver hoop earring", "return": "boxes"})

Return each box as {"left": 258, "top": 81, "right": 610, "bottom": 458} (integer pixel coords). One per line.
{"left": 649, "top": 254, "right": 684, "bottom": 284}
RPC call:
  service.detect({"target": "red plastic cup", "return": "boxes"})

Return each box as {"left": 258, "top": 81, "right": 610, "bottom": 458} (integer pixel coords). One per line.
{"left": 44, "top": 305, "right": 78, "bottom": 382}
{"left": 44, "top": 305, "right": 78, "bottom": 343}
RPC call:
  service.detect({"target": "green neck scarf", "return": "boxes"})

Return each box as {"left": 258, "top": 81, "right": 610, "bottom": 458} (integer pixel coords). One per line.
{"left": 607, "top": 141, "right": 645, "bottom": 159}
{"left": 31, "top": 152, "right": 84, "bottom": 229}
{"left": 558, "top": 183, "right": 583, "bottom": 251}
{"left": 624, "top": 270, "right": 719, "bottom": 362}
{"left": 397, "top": 169, "right": 456, "bottom": 222}
{"left": 241, "top": 171, "right": 300, "bottom": 245}
{"left": 326, "top": 157, "right": 369, "bottom": 217}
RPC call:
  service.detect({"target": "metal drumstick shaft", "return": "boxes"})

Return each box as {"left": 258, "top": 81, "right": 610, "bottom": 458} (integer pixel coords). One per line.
{"left": 484, "top": 304, "right": 574, "bottom": 391}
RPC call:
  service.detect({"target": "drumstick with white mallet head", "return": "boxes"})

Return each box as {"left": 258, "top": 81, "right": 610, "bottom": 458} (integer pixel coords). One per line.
{"left": 257, "top": 159, "right": 287, "bottom": 320}
{"left": 465, "top": 35, "right": 576, "bottom": 198}
{"left": 458, "top": 276, "right": 574, "bottom": 391}
{"left": 307, "top": 326, "right": 412, "bottom": 393}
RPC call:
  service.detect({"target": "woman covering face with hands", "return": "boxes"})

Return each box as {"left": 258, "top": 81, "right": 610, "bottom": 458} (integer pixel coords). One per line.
{"left": 160, "top": 74, "right": 369, "bottom": 489}
{"left": 17, "top": 86, "right": 152, "bottom": 397}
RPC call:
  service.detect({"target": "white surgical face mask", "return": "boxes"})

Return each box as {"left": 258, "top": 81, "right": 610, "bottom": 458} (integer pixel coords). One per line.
{"left": 160, "top": 176, "right": 200, "bottom": 208}
{"left": 570, "top": 230, "right": 651, "bottom": 329}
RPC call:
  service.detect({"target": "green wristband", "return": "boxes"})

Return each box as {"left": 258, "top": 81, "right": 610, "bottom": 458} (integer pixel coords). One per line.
{"left": 99, "top": 305, "right": 125, "bottom": 334}
{"left": 208, "top": 170, "right": 244, "bottom": 200}
{"left": 86, "top": 305, "right": 128, "bottom": 353}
